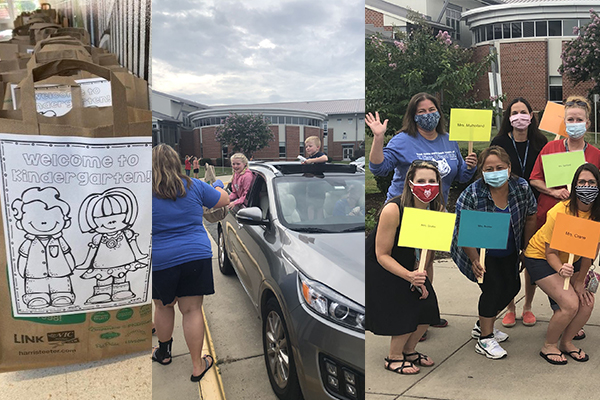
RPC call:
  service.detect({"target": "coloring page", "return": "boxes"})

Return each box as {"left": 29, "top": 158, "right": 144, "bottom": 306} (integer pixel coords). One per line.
{"left": 0, "top": 134, "right": 152, "bottom": 316}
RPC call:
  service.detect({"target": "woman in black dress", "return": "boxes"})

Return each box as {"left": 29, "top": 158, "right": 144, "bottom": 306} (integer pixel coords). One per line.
{"left": 365, "top": 160, "right": 442, "bottom": 375}
{"left": 490, "top": 97, "right": 547, "bottom": 328}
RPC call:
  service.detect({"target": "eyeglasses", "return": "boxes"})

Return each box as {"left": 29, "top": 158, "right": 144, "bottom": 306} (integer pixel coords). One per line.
{"left": 577, "top": 179, "right": 597, "bottom": 186}
{"left": 565, "top": 100, "right": 589, "bottom": 108}
{"left": 411, "top": 159, "right": 438, "bottom": 168}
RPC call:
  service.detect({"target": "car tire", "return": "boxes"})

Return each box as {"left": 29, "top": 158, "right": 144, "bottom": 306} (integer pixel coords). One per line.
{"left": 218, "top": 226, "right": 235, "bottom": 275}
{"left": 263, "top": 297, "right": 303, "bottom": 400}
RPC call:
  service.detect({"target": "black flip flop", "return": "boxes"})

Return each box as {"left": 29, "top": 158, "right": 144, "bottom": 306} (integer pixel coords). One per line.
{"left": 191, "top": 354, "right": 215, "bottom": 382}
{"left": 384, "top": 357, "right": 419, "bottom": 375}
{"left": 573, "top": 329, "right": 586, "bottom": 340}
{"left": 539, "top": 351, "right": 567, "bottom": 365}
{"left": 563, "top": 348, "right": 589, "bottom": 362}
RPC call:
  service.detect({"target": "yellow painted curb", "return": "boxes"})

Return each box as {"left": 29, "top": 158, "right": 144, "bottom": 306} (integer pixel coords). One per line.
{"left": 198, "top": 310, "right": 227, "bottom": 400}
{"left": 198, "top": 225, "right": 227, "bottom": 400}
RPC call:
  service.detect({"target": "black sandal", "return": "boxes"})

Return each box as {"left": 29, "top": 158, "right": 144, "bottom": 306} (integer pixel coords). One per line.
{"left": 191, "top": 354, "right": 215, "bottom": 382}
{"left": 151, "top": 338, "right": 173, "bottom": 365}
{"left": 403, "top": 351, "right": 433, "bottom": 367}
{"left": 384, "top": 357, "right": 419, "bottom": 375}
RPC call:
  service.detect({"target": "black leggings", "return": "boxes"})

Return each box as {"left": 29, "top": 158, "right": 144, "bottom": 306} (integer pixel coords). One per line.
{"left": 478, "top": 251, "right": 520, "bottom": 318}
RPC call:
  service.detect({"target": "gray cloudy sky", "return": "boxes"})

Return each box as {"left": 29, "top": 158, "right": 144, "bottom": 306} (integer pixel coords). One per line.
{"left": 152, "top": 0, "right": 365, "bottom": 106}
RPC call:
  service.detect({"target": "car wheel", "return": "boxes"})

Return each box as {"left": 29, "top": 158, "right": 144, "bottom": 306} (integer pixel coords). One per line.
{"left": 263, "top": 297, "right": 303, "bottom": 400}
{"left": 218, "top": 226, "right": 234, "bottom": 275}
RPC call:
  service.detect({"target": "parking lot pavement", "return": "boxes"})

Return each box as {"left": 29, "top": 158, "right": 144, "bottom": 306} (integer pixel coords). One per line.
{"left": 366, "top": 258, "right": 600, "bottom": 400}
{"left": 204, "top": 221, "right": 279, "bottom": 400}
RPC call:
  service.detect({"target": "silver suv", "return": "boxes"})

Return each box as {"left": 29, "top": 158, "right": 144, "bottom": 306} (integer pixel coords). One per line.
{"left": 218, "top": 162, "right": 365, "bottom": 400}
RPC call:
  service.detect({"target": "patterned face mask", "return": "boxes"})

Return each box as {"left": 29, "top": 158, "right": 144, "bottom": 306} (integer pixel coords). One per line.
{"left": 410, "top": 181, "right": 440, "bottom": 204}
{"left": 575, "top": 185, "right": 599, "bottom": 205}
{"left": 414, "top": 111, "right": 440, "bottom": 132}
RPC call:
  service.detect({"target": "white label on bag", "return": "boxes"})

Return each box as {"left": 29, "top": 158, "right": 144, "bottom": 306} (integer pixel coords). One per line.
{"left": 75, "top": 78, "right": 112, "bottom": 108}
{"left": 11, "top": 79, "right": 112, "bottom": 114}
{"left": 0, "top": 134, "right": 152, "bottom": 317}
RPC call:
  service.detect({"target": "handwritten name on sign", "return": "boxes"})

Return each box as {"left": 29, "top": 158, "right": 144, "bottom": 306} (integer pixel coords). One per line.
{"left": 541, "top": 151, "right": 585, "bottom": 188}
{"left": 398, "top": 207, "right": 456, "bottom": 252}
{"left": 457, "top": 209, "right": 511, "bottom": 250}
{"left": 449, "top": 109, "right": 493, "bottom": 142}
{"left": 549, "top": 212, "right": 600, "bottom": 259}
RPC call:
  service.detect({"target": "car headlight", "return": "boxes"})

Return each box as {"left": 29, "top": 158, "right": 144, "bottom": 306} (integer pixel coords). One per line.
{"left": 298, "top": 272, "right": 364, "bottom": 333}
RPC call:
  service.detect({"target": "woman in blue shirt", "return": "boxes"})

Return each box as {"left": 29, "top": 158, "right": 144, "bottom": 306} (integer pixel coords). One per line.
{"left": 367, "top": 92, "right": 478, "bottom": 204}
{"left": 152, "top": 144, "right": 229, "bottom": 382}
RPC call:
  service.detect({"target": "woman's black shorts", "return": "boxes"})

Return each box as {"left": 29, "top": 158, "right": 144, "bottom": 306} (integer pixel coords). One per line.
{"left": 152, "top": 258, "right": 214, "bottom": 305}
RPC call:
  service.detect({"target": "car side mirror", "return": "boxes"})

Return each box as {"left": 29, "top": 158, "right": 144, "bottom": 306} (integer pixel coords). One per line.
{"left": 236, "top": 207, "right": 268, "bottom": 226}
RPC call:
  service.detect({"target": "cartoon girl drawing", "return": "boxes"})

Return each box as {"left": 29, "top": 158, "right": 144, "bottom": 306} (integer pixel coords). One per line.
{"left": 11, "top": 187, "right": 76, "bottom": 309}
{"left": 77, "top": 187, "right": 149, "bottom": 304}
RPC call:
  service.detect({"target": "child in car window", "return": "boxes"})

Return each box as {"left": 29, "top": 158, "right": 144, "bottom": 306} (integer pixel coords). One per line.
{"left": 229, "top": 153, "right": 253, "bottom": 210}
{"left": 333, "top": 185, "right": 364, "bottom": 217}
{"left": 301, "top": 136, "right": 328, "bottom": 164}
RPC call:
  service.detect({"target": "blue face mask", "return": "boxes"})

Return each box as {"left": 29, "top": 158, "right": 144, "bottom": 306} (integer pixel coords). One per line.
{"left": 566, "top": 122, "right": 586, "bottom": 139}
{"left": 483, "top": 169, "right": 509, "bottom": 188}
{"left": 414, "top": 111, "right": 440, "bottom": 132}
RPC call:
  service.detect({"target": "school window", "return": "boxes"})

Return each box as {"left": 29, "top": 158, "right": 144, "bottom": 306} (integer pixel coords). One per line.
{"left": 548, "top": 20, "right": 561, "bottom": 36}
{"left": 279, "top": 143, "right": 286, "bottom": 158}
{"left": 549, "top": 76, "right": 563, "bottom": 103}
{"left": 323, "top": 121, "right": 328, "bottom": 134}
{"left": 535, "top": 21, "right": 547, "bottom": 37}
{"left": 348, "top": 118, "right": 353, "bottom": 124}
{"left": 523, "top": 22, "right": 534, "bottom": 37}
{"left": 445, "top": 5, "right": 461, "bottom": 40}
{"left": 511, "top": 22, "right": 522, "bottom": 38}
{"left": 563, "top": 19, "right": 578, "bottom": 36}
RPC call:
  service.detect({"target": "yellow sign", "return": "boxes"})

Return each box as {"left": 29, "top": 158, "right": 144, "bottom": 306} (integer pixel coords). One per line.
{"left": 398, "top": 207, "right": 457, "bottom": 252}
{"left": 448, "top": 108, "right": 493, "bottom": 142}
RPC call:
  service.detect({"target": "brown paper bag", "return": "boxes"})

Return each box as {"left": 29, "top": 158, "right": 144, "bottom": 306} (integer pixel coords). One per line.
{"left": 0, "top": 43, "right": 20, "bottom": 61}
{"left": 52, "top": 28, "right": 91, "bottom": 46}
{"left": 29, "top": 23, "right": 62, "bottom": 44}
{"left": 0, "top": 59, "right": 151, "bottom": 372}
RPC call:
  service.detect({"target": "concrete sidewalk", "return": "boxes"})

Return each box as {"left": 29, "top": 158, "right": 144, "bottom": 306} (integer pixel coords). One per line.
{"left": 366, "top": 258, "right": 600, "bottom": 400}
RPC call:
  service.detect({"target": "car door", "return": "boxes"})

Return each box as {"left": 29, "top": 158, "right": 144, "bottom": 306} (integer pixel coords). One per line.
{"left": 227, "top": 171, "right": 273, "bottom": 308}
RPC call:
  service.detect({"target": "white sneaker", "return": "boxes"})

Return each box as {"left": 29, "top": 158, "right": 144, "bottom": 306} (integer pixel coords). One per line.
{"left": 475, "top": 336, "right": 508, "bottom": 359}
{"left": 471, "top": 322, "right": 509, "bottom": 342}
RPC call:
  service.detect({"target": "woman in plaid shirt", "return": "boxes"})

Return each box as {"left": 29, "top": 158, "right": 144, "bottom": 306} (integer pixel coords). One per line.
{"left": 451, "top": 146, "right": 537, "bottom": 360}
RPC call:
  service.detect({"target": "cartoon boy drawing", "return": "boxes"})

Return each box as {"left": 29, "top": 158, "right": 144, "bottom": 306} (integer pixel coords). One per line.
{"left": 77, "top": 187, "right": 149, "bottom": 304}
{"left": 11, "top": 187, "right": 76, "bottom": 309}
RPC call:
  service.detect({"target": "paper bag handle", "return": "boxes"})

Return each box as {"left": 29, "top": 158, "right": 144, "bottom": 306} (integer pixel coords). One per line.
{"left": 20, "top": 59, "right": 128, "bottom": 136}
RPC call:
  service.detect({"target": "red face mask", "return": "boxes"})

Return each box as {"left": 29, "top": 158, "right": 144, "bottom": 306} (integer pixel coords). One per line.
{"left": 410, "top": 182, "right": 440, "bottom": 204}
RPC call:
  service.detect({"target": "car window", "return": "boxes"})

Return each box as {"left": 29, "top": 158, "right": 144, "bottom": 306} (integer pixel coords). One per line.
{"left": 247, "top": 174, "right": 269, "bottom": 219}
{"left": 274, "top": 175, "right": 365, "bottom": 233}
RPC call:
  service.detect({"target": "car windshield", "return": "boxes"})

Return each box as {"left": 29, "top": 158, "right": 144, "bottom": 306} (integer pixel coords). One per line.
{"left": 273, "top": 174, "right": 365, "bottom": 233}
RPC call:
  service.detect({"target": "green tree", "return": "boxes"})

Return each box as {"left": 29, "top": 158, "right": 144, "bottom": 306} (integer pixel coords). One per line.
{"left": 559, "top": 9, "right": 600, "bottom": 96}
{"left": 366, "top": 13, "right": 493, "bottom": 134}
{"left": 215, "top": 113, "right": 274, "bottom": 158}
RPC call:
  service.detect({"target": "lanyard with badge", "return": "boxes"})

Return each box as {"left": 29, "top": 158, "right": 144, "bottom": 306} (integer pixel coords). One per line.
{"left": 509, "top": 133, "right": 529, "bottom": 175}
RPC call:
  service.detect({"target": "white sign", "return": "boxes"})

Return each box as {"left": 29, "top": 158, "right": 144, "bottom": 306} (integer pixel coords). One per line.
{"left": 0, "top": 134, "right": 152, "bottom": 316}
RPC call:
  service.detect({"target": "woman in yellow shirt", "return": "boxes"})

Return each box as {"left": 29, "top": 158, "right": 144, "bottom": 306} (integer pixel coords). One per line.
{"left": 523, "top": 163, "right": 599, "bottom": 365}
